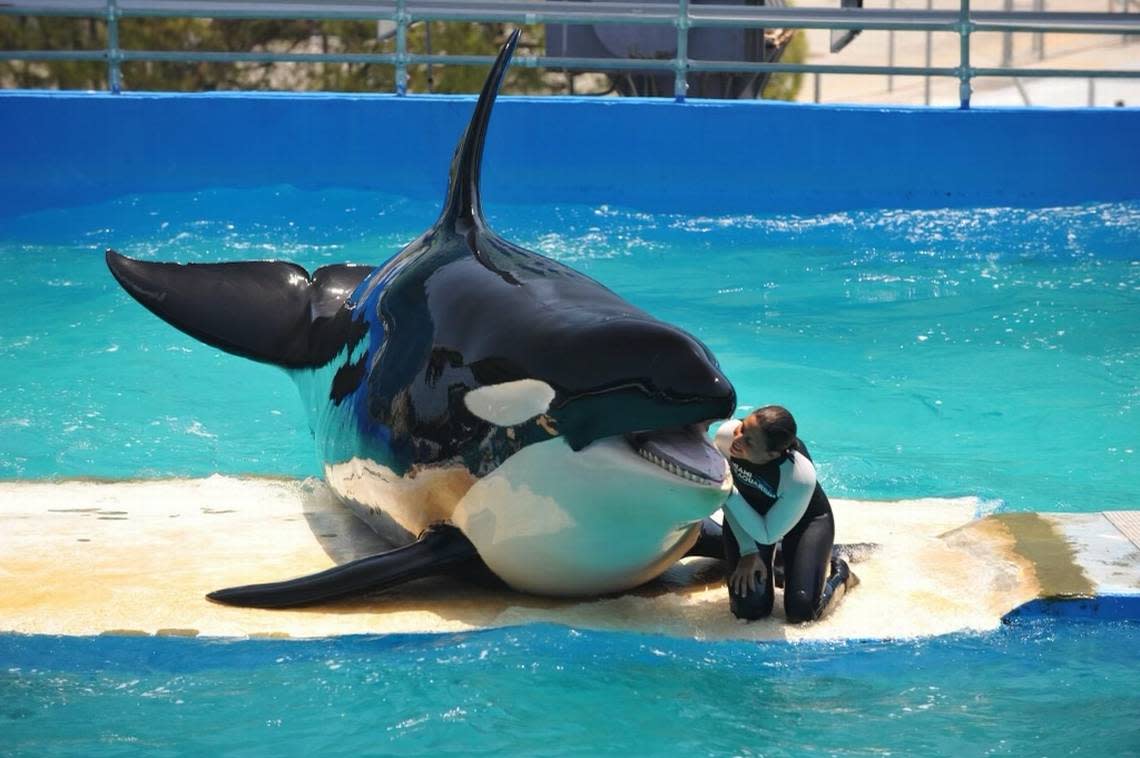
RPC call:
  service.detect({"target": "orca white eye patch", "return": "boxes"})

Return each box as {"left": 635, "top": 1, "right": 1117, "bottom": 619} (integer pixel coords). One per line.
{"left": 464, "top": 379, "right": 556, "bottom": 426}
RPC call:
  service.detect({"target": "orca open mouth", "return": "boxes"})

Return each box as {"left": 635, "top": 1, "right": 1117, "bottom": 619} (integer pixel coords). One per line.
{"left": 625, "top": 424, "right": 727, "bottom": 485}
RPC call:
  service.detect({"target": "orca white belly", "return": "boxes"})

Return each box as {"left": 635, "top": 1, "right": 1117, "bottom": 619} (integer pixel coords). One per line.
{"left": 452, "top": 437, "right": 733, "bottom": 595}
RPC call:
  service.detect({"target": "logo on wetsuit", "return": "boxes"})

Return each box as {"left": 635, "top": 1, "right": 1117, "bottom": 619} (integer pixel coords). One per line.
{"left": 730, "top": 461, "right": 777, "bottom": 499}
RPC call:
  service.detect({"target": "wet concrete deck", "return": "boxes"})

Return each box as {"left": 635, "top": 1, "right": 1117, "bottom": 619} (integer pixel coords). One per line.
{"left": 1, "top": 477, "right": 1136, "bottom": 640}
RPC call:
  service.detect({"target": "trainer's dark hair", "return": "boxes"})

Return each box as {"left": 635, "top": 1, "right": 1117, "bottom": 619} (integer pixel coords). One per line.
{"left": 750, "top": 405, "right": 797, "bottom": 454}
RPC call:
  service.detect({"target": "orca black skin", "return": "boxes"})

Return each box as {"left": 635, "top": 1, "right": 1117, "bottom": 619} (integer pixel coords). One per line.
{"left": 107, "top": 30, "right": 738, "bottom": 608}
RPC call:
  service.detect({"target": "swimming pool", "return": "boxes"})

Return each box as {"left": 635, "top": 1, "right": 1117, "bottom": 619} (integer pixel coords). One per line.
{"left": 3, "top": 619, "right": 1138, "bottom": 755}
{"left": 1, "top": 92, "right": 1138, "bottom": 754}
{"left": 2, "top": 187, "right": 1136, "bottom": 511}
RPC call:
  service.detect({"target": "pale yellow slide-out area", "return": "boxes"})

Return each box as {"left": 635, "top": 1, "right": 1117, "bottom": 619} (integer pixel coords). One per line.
{"left": 2, "top": 476, "right": 1130, "bottom": 642}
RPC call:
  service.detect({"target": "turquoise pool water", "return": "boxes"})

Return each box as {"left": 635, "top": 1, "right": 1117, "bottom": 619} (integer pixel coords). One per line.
{"left": 2, "top": 189, "right": 1139, "bottom": 754}
{"left": 2, "top": 190, "right": 1137, "bottom": 510}
{"left": 2, "top": 620, "right": 1138, "bottom": 755}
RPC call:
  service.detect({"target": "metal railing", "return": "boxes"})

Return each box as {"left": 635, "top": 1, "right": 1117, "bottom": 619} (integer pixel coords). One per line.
{"left": 2, "top": 1, "right": 1138, "bottom": 107}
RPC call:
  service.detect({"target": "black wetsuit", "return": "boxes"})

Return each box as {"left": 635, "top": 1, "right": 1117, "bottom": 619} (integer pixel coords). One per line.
{"left": 724, "top": 438, "right": 836, "bottom": 623}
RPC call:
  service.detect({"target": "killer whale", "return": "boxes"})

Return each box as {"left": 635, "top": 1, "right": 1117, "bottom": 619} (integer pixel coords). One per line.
{"left": 107, "top": 30, "right": 737, "bottom": 608}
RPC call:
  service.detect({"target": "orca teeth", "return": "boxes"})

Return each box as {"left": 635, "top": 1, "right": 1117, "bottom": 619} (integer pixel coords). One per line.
{"left": 635, "top": 445, "right": 712, "bottom": 484}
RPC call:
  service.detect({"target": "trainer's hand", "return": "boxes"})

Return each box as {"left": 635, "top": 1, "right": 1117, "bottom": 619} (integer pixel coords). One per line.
{"left": 729, "top": 553, "right": 767, "bottom": 596}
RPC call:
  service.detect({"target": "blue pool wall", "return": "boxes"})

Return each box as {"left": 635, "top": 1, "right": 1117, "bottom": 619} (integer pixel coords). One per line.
{"left": 2, "top": 91, "right": 1139, "bottom": 220}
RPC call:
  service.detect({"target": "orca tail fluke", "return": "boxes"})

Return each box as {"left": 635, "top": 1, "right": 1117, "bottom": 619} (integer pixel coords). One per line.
{"left": 436, "top": 28, "right": 520, "bottom": 230}
{"left": 105, "top": 249, "right": 372, "bottom": 369}
{"left": 206, "top": 525, "right": 478, "bottom": 609}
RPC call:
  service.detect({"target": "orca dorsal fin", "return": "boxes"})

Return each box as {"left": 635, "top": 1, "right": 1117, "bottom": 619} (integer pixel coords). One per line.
{"left": 436, "top": 28, "right": 520, "bottom": 230}
{"left": 106, "top": 250, "right": 372, "bottom": 369}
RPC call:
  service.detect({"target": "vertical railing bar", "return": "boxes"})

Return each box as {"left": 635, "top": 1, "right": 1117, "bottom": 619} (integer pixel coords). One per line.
{"left": 395, "top": 0, "right": 407, "bottom": 96}
{"left": 674, "top": 0, "right": 689, "bottom": 102}
{"left": 562, "top": 23, "right": 573, "bottom": 94}
{"left": 924, "top": 0, "right": 932, "bottom": 105}
{"left": 425, "top": 20, "right": 433, "bottom": 93}
{"left": 1034, "top": 0, "right": 1045, "bottom": 59}
{"left": 1001, "top": 0, "right": 1012, "bottom": 67}
{"left": 959, "top": 0, "right": 972, "bottom": 109}
{"left": 106, "top": 0, "right": 122, "bottom": 93}
{"left": 888, "top": 0, "right": 896, "bottom": 92}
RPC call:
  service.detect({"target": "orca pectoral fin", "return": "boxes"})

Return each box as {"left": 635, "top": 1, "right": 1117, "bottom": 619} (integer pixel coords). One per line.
{"left": 207, "top": 524, "right": 477, "bottom": 609}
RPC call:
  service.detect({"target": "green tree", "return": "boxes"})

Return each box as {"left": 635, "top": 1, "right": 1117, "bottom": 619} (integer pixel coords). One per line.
{"left": 0, "top": 16, "right": 106, "bottom": 89}
{"left": 1, "top": 17, "right": 554, "bottom": 94}
{"left": 118, "top": 18, "right": 316, "bottom": 91}
{"left": 302, "top": 21, "right": 551, "bottom": 95}
{"left": 1, "top": 17, "right": 797, "bottom": 98}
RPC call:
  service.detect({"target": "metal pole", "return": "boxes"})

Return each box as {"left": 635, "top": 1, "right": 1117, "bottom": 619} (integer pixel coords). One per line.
{"left": 395, "top": 0, "right": 408, "bottom": 96}
{"left": 1034, "top": 0, "right": 1045, "bottom": 60}
{"left": 674, "top": 0, "right": 689, "bottom": 102}
{"left": 106, "top": 0, "right": 121, "bottom": 93}
{"left": 1088, "top": 77, "right": 1095, "bottom": 106}
{"left": 425, "top": 21, "right": 433, "bottom": 93}
{"left": 814, "top": 71, "right": 820, "bottom": 102}
{"left": 959, "top": 0, "right": 972, "bottom": 109}
{"left": 924, "top": 0, "right": 933, "bottom": 105}
{"left": 888, "top": 0, "right": 895, "bottom": 92}
{"left": 1001, "top": 0, "right": 1012, "bottom": 67}
{"left": 562, "top": 23, "right": 573, "bottom": 94}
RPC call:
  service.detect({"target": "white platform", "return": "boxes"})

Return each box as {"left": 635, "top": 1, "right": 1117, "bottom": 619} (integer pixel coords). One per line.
{"left": 1, "top": 477, "right": 1135, "bottom": 641}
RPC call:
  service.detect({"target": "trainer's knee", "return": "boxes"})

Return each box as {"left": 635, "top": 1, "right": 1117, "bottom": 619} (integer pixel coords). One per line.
{"left": 784, "top": 589, "right": 819, "bottom": 624}
{"left": 730, "top": 587, "right": 773, "bottom": 621}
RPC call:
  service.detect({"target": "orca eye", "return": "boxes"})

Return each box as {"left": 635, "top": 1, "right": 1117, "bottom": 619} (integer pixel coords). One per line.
{"left": 464, "top": 379, "right": 556, "bottom": 426}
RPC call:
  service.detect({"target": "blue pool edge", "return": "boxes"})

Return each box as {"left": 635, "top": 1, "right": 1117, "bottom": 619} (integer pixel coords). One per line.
{"left": 1003, "top": 595, "right": 1140, "bottom": 623}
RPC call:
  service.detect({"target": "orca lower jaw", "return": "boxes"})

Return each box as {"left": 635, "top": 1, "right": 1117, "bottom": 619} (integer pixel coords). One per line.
{"left": 625, "top": 423, "right": 726, "bottom": 486}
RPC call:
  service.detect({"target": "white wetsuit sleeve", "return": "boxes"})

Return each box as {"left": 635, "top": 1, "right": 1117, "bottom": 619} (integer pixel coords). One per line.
{"left": 714, "top": 421, "right": 761, "bottom": 555}
{"left": 723, "top": 498, "right": 761, "bottom": 556}
{"left": 720, "top": 448, "right": 817, "bottom": 548}
{"left": 763, "top": 452, "right": 816, "bottom": 543}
